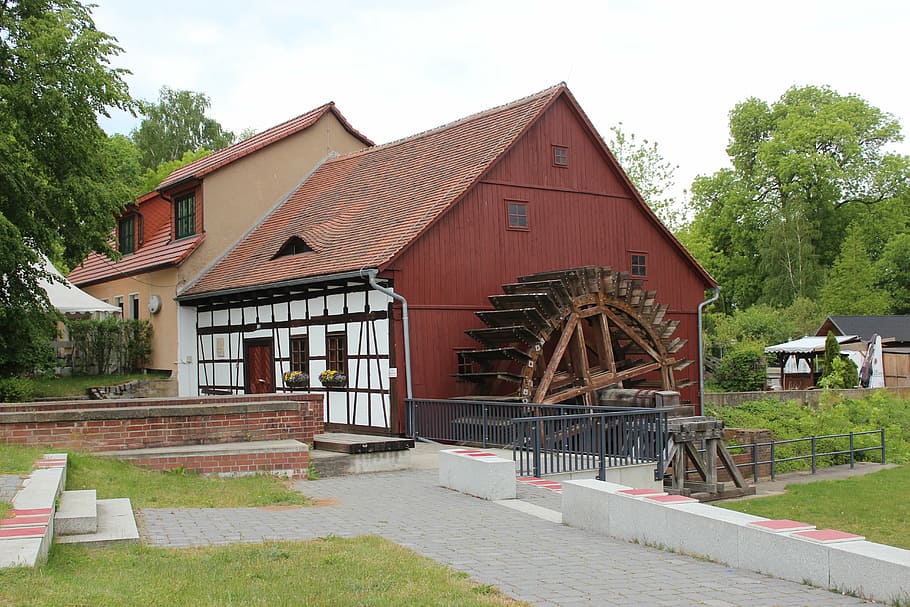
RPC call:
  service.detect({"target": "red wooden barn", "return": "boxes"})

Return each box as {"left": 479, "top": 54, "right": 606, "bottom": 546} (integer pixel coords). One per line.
{"left": 176, "top": 83, "right": 716, "bottom": 435}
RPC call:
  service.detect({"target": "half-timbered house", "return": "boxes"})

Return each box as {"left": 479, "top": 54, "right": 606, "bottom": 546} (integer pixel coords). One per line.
{"left": 176, "top": 84, "right": 716, "bottom": 434}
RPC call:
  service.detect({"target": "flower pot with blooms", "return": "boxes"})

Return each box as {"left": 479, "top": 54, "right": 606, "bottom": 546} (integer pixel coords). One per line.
{"left": 283, "top": 370, "right": 309, "bottom": 388}
{"left": 319, "top": 369, "right": 347, "bottom": 388}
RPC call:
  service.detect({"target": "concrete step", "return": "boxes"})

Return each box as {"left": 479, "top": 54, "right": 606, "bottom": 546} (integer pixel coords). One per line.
{"left": 55, "top": 490, "right": 97, "bottom": 536}
{"left": 314, "top": 433, "right": 413, "bottom": 455}
{"left": 55, "top": 498, "right": 138, "bottom": 547}
{"left": 309, "top": 447, "right": 413, "bottom": 478}
{"left": 97, "top": 439, "right": 309, "bottom": 477}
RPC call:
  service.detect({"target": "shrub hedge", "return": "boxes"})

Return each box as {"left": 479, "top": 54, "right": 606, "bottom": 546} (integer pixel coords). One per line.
{"left": 706, "top": 391, "right": 910, "bottom": 470}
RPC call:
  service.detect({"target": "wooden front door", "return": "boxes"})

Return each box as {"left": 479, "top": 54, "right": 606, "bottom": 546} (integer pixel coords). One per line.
{"left": 244, "top": 339, "right": 274, "bottom": 394}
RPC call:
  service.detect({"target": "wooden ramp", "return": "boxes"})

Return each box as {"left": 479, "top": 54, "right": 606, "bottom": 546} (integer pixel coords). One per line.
{"left": 313, "top": 433, "right": 414, "bottom": 455}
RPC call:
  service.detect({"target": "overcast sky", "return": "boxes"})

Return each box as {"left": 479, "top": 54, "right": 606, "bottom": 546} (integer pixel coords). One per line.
{"left": 93, "top": 1, "right": 909, "bottom": 202}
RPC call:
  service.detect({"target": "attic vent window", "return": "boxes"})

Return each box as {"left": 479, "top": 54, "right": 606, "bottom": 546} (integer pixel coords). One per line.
{"left": 274, "top": 236, "right": 314, "bottom": 258}
{"left": 553, "top": 145, "right": 568, "bottom": 167}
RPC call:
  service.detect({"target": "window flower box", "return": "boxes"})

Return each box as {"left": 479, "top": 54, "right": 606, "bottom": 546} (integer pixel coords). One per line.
{"left": 319, "top": 369, "right": 347, "bottom": 389}
{"left": 283, "top": 370, "right": 309, "bottom": 388}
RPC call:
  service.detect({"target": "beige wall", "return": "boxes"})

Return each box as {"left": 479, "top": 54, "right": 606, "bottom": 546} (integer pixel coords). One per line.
{"left": 81, "top": 267, "right": 179, "bottom": 374}
{"left": 177, "top": 113, "right": 368, "bottom": 288}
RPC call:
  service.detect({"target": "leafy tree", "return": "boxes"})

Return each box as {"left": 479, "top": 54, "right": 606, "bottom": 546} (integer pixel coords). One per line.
{"left": 782, "top": 296, "right": 825, "bottom": 338}
{"left": 821, "top": 331, "right": 840, "bottom": 378}
{"left": 818, "top": 332, "right": 859, "bottom": 389}
{"left": 138, "top": 148, "right": 213, "bottom": 195}
{"left": 820, "top": 224, "right": 892, "bottom": 315}
{"left": 709, "top": 304, "right": 795, "bottom": 353}
{"left": 132, "top": 86, "right": 234, "bottom": 170}
{"left": 690, "top": 85, "right": 910, "bottom": 309}
{"left": 608, "top": 123, "right": 682, "bottom": 230}
{"left": 0, "top": 0, "right": 133, "bottom": 375}
{"left": 876, "top": 233, "right": 910, "bottom": 313}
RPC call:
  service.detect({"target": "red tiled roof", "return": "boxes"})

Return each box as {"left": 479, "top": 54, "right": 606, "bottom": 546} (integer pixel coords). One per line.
{"left": 156, "top": 103, "right": 373, "bottom": 191}
{"left": 68, "top": 218, "right": 204, "bottom": 287}
{"left": 180, "top": 84, "right": 567, "bottom": 298}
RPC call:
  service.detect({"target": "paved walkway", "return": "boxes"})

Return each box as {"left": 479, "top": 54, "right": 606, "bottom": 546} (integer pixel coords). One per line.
{"left": 0, "top": 474, "right": 21, "bottom": 501}
{"left": 140, "top": 470, "right": 882, "bottom": 606}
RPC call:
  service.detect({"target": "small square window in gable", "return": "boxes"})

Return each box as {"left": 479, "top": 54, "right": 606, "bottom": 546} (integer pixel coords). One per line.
{"left": 631, "top": 253, "right": 648, "bottom": 278}
{"left": 553, "top": 145, "right": 569, "bottom": 167}
{"left": 506, "top": 201, "right": 529, "bottom": 231}
{"left": 273, "top": 236, "right": 314, "bottom": 259}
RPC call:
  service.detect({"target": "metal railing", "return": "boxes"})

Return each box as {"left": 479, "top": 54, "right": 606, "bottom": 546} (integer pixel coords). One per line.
{"left": 511, "top": 408, "right": 669, "bottom": 479}
{"left": 725, "top": 429, "right": 886, "bottom": 482}
{"left": 405, "top": 398, "right": 644, "bottom": 447}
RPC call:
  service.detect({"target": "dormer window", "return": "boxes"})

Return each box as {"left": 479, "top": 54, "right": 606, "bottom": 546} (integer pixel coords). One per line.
{"left": 175, "top": 193, "right": 196, "bottom": 239}
{"left": 118, "top": 215, "right": 136, "bottom": 254}
{"left": 274, "top": 236, "right": 313, "bottom": 258}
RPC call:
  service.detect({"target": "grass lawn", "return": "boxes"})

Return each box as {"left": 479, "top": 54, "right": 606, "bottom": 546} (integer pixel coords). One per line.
{"left": 0, "top": 536, "right": 528, "bottom": 607}
{"left": 29, "top": 372, "right": 160, "bottom": 398}
{"left": 719, "top": 465, "right": 910, "bottom": 550}
{"left": 0, "top": 444, "right": 307, "bottom": 508}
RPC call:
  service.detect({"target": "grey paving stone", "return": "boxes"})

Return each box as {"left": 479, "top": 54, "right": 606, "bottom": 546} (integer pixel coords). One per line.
{"left": 139, "top": 470, "right": 883, "bottom": 606}
{"left": 0, "top": 474, "right": 21, "bottom": 501}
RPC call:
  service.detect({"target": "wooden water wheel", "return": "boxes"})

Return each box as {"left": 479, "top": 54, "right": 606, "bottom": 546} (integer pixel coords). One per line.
{"left": 457, "top": 266, "right": 693, "bottom": 404}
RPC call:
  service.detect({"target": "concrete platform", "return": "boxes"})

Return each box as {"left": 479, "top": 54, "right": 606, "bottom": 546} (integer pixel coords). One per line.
{"left": 314, "top": 433, "right": 414, "bottom": 454}
{"left": 0, "top": 537, "right": 45, "bottom": 568}
{"left": 55, "top": 490, "right": 97, "bottom": 535}
{"left": 55, "top": 498, "right": 138, "bottom": 547}
{"left": 12, "top": 467, "right": 65, "bottom": 511}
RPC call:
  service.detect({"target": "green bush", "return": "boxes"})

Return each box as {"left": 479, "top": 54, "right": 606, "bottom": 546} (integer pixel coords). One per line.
{"left": 817, "top": 355, "right": 859, "bottom": 389}
{"left": 713, "top": 342, "right": 766, "bottom": 392}
{"left": 0, "top": 377, "right": 35, "bottom": 402}
{"left": 707, "top": 391, "right": 910, "bottom": 470}
{"left": 68, "top": 318, "right": 153, "bottom": 375}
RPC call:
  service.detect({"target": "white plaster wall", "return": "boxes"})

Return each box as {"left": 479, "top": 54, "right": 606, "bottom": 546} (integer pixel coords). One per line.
{"left": 187, "top": 287, "right": 394, "bottom": 428}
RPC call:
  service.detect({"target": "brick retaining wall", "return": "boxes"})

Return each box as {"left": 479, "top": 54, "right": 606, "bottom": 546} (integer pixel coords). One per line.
{"left": 0, "top": 394, "right": 324, "bottom": 452}
{"left": 122, "top": 450, "right": 310, "bottom": 477}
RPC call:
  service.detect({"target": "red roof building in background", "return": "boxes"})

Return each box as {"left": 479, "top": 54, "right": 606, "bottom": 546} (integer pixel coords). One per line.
{"left": 177, "top": 84, "right": 716, "bottom": 434}
{"left": 68, "top": 103, "right": 372, "bottom": 375}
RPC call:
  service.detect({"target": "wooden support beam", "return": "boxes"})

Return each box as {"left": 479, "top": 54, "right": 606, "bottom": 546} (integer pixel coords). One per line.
{"left": 532, "top": 313, "right": 578, "bottom": 403}
{"left": 716, "top": 442, "right": 748, "bottom": 488}
{"left": 683, "top": 440, "right": 709, "bottom": 481}
{"left": 603, "top": 308, "right": 663, "bottom": 362}
{"left": 705, "top": 438, "right": 718, "bottom": 487}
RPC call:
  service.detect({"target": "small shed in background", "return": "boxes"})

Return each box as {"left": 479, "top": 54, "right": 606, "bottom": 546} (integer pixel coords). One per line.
{"left": 815, "top": 316, "right": 910, "bottom": 387}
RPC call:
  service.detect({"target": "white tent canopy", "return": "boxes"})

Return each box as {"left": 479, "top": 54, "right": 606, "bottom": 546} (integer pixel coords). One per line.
{"left": 764, "top": 335, "right": 859, "bottom": 354}
{"left": 38, "top": 256, "right": 120, "bottom": 315}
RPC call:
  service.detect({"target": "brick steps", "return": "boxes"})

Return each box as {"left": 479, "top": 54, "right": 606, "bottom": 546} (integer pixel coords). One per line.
{"left": 97, "top": 439, "right": 310, "bottom": 477}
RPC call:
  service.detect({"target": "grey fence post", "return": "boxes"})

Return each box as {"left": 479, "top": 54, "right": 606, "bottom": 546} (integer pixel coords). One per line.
{"left": 482, "top": 404, "right": 488, "bottom": 448}
{"left": 531, "top": 422, "right": 541, "bottom": 478}
{"left": 598, "top": 416, "right": 606, "bottom": 481}
{"left": 881, "top": 429, "right": 886, "bottom": 464}
{"left": 770, "top": 440, "right": 776, "bottom": 481}
{"left": 811, "top": 436, "right": 816, "bottom": 474}
{"left": 752, "top": 443, "right": 759, "bottom": 483}
{"left": 849, "top": 432, "right": 855, "bottom": 469}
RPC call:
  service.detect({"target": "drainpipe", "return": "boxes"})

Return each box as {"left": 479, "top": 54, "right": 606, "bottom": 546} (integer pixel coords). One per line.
{"left": 697, "top": 286, "right": 721, "bottom": 414}
{"left": 362, "top": 269, "right": 412, "bottom": 400}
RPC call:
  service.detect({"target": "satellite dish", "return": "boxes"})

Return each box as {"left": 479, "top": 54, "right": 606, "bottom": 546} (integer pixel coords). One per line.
{"left": 148, "top": 295, "right": 162, "bottom": 314}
